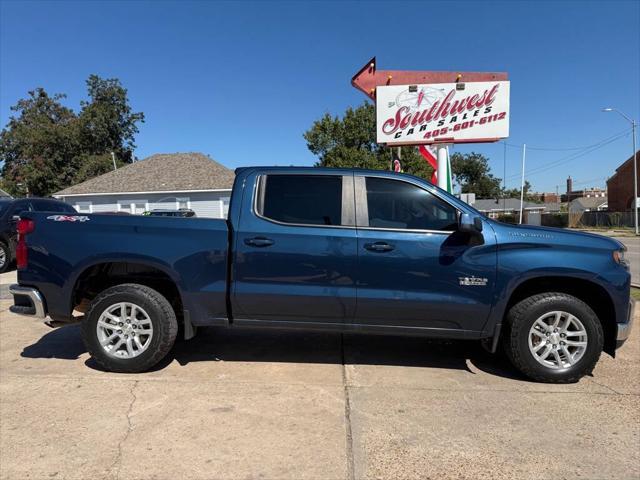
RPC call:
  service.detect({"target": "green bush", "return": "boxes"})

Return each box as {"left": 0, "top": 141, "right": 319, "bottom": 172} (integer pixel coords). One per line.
{"left": 496, "top": 214, "right": 518, "bottom": 224}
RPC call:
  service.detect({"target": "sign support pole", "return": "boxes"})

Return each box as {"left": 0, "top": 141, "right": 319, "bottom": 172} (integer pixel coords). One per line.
{"left": 436, "top": 144, "right": 450, "bottom": 191}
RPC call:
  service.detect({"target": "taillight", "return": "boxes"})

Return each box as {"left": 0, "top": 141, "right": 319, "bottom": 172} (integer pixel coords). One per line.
{"left": 16, "top": 219, "right": 35, "bottom": 269}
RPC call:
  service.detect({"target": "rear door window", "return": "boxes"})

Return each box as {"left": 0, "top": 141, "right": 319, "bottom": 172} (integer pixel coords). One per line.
{"left": 258, "top": 174, "right": 344, "bottom": 226}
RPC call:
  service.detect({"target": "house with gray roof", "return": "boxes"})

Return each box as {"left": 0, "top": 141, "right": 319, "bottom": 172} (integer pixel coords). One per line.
{"left": 54, "top": 153, "right": 234, "bottom": 218}
{"left": 568, "top": 196, "right": 608, "bottom": 214}
{"left": 470, "top": 198, "right": 548, "bottom": 219}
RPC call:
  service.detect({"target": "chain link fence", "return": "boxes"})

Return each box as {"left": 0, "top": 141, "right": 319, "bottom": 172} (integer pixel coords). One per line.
{"left": 496, "top": 211, "right": 634, "bottom": 229}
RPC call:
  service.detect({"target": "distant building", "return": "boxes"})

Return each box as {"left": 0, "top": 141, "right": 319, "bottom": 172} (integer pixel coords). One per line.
{"left": 606, "top": 151, "right": 639, "bottom": 211}
{"left": 54, "top": 153, "right": 234, "bottom": 218}
{"left": 531, "top": 192, "right": 560, "bottom": 203}
{"left": 561, "top": 176, "right": 607, "bottom": 202}
{"left": 568, "top": 196, "right": 608, "bottom": 214}
{"left": 541, "top": 202, "right": 562, "bottom": 213}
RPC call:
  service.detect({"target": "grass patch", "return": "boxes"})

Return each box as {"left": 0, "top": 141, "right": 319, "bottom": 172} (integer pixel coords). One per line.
{"left": 632, "top": 288, "right": 640, "bottom": 301}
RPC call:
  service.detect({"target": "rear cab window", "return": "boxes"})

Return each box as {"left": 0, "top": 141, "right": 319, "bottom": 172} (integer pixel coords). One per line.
{"left": 256, "top": 174, "right": 350, "bottom": 227}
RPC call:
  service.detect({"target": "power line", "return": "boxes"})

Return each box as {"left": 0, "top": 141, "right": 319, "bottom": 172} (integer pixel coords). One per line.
{"left": 570, "top": 176, "right": 607, "bottom": 186}
{"left": 504, "top": 128, "right": 631, "bottom": 181}
{"left": 503, "top": 128, "right": 631, "bottom": 151}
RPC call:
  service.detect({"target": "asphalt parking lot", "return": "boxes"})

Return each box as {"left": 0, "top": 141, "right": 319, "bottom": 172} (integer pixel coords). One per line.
{"left": 1, "top": 269, "right": 638, "bottom": 480}
{"left": 615, "top": 235, "right": 640, "bottom": 286}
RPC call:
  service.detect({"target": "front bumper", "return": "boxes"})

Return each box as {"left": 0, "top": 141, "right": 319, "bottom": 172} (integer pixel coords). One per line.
{"left": 9, "top": 284, "right": 46, "bottom": 319}
{"left": 616, "top": 298, "right": 635, "bottom": 347}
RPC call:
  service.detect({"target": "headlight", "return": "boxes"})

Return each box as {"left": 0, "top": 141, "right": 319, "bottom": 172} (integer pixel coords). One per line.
{"left": 613, "top": 249, "right": 629, "bottom": 268}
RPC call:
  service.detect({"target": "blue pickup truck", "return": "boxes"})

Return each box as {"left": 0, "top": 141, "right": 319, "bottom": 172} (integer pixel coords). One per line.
{"left": 9, "top": 167, "right": 634, "bottom": 382}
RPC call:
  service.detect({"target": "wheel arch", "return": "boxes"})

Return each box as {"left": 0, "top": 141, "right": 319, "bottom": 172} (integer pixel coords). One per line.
{"left": 70, "top": 260, "right": 193, "bottom": 338}
{"left": 504, "top": 276, "right": 617, "bottom": 356}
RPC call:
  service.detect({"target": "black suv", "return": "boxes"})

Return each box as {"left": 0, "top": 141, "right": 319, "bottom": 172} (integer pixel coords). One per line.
{"left": 0, "top": 198, "right": 77, "bottom": 272}
{"left": 143, "top": 209, "right": 197, "bottom": 218}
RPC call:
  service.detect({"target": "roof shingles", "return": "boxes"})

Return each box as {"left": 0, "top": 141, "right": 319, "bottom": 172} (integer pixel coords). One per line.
{"left": 56, "top": 153, "right": 234, "bottom": 196}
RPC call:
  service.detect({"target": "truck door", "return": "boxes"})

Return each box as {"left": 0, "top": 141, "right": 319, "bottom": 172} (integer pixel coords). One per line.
{"left": 231, "top": 171, "right": 357, "bottom": 325}
{"left": 354, "top": 174, "right": 496, "bottom": 335}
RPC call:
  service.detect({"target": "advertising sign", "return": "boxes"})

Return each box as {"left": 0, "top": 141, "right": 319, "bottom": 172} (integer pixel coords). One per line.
{"left": 376, "top": 81, "right": 510, "bottom": 145}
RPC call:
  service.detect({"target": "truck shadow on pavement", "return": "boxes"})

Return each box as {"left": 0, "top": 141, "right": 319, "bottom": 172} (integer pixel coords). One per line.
{"left": 21, "top": 324, "right": 528, "bottom": 381}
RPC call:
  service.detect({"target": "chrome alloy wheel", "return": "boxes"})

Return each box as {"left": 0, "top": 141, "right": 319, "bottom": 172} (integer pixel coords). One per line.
{"left": 96, "top": 302, "right": 154, "bottom": 359}
{"left": 528, "top": 311, "right": 588, "bottom": 370}
{"left": 0, "top": 245, "right": 6, "bottom": 269}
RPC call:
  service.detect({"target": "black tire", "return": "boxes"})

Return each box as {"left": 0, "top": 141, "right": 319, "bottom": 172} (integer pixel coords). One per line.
{"left": 82, "top": 284, "right": 178, "bottom": 373}
{"left": 503, "top": 292, "right": 603, "bottom": 383}
{"left": 0, "top": 241, "right": 10, "bottom": 273}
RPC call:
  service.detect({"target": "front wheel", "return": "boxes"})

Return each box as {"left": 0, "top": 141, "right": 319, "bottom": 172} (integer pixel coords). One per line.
{"left": 503, "top": 292, "right": 603, "bottom": 383}
{"left": 82, "top": 284, "right": 178, "bottom": 373}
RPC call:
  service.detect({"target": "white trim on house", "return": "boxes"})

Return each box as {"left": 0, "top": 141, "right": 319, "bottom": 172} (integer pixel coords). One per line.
{"left": 57, "top": 190, "right": 230, "bottom": 219}
{"left": 53, "top": 188, "right": 232, "bottom": 198}
{"left": 219, "top": 195, "right": 231, "bottom": 218}
{"left": 117, "top": 199, "right": 149, "bottom": 214}
{"left": 75, "top": 201, "right": 93, "bottom": 213}
{"left": 176, "top": 197, "right": 191, "bottom": 210}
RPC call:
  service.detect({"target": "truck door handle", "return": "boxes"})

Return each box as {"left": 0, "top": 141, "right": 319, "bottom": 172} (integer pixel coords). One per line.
{"left": 364, "top": 242, "right": 395, "bottom": 252}
{"left": 244, "top": 237, "right": 274, "bottom": 247}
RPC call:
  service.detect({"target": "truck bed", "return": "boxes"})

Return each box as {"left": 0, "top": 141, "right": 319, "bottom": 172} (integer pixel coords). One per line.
{"left": 18, "top": 212, "right": 229, "bottom": 325}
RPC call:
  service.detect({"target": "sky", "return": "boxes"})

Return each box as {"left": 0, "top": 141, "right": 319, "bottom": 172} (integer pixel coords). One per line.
{"left": 1, "top": 0, "right": 639, "bottom": 193}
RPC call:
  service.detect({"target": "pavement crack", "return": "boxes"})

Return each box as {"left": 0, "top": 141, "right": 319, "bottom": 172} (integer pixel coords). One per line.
{"left": 588, "top": 377, "right": 623, "bottom": 395}
{"left": 107, "top": 380, "right": 139, "bottom": 480}
{"left": 340, "top": 334, "right": 355, "bottom": 480}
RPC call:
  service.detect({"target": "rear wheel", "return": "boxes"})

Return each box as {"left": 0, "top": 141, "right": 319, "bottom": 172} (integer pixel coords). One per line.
{"left": 504, "top": 292, "right": 603, "bottom": 383}
{"left": 82, "top": 284, "right": 178, "bottom": 373}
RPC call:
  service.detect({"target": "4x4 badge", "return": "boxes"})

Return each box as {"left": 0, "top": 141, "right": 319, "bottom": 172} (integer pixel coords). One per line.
{"left": 459, "top": 276, "right": 488, "bottom": 286}
{"left": 46, "top": 215, "right": 90, "bottom": 222}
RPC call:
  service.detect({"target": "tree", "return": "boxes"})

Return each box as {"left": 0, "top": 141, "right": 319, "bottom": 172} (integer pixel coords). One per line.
{"left": 73, "top": 153, "right": 127, "bottom": 185}
{"left": 503, "top": 180, "right": 538, "bottom": 202}
{"left": 77, "top": 75, "right": 145, "bottom": 162}
{"left": 0, "top": 88, "right": 78, "bottom": 196}
{"left": 304, "top": 102, "right": 433, "bottom": 180}
{"left": 450, "top": 152, "right": 502, "bottom": 198}
{"left": 0, "top": 76, "right": 144, "bottom": 197}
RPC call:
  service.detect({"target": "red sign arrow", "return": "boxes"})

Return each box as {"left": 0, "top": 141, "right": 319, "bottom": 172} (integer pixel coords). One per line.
{"left": 351, "top": 57, "right": 508, "bottom": 100}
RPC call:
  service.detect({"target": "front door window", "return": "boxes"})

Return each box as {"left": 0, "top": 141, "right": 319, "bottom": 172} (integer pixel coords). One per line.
{"left": 363, "top": 177, "right": 458, "bottom": 231}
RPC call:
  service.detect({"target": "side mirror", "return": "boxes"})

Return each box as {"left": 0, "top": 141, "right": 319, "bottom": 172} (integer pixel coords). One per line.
{"left": 458, "top": 213, "right": 483, "bottom": 233}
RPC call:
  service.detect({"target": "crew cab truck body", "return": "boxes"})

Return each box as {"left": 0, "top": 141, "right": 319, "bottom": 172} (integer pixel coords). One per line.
{"left": 10, "top": 167, "right": 634, "bottom": 382}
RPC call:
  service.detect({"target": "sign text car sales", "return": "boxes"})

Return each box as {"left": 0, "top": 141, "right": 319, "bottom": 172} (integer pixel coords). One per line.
{"left": 376, "top": 81, "right": 510, "bottom": 145}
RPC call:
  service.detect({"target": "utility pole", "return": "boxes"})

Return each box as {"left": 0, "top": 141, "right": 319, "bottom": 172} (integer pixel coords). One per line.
{"left": 632, "top": 119, "right": 638, "bottom": 235}
{"left": 519, "top": 144, "right": 526, "bottom": 224}
{"left": 111, "top": 152, "right": 117, "bottom": 171}
{"left": 602, "top": 108, "right": 638, "bottom": 235}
